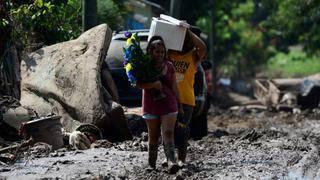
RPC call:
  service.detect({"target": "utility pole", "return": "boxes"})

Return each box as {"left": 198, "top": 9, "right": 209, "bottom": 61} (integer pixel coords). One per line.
{"left": 82, "top": 0, "right": 97, "bottom": 32}
{"left": 170, "top": 0, "right": 181, "bottom": 19}
{"left": 209, "top": 0, "right": 217, "bottom": 97}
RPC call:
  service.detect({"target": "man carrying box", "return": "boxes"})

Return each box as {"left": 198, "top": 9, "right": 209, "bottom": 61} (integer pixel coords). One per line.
{"left": 168, "top": 26, "right": 207, "bottom": 166}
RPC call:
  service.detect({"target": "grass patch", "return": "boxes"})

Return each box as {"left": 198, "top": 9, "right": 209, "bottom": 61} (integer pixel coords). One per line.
{"left": 266, "top": 51, "right": 320, "bottom": 78}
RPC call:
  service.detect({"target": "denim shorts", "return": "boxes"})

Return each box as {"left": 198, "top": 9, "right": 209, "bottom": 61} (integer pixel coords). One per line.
{"left": 143, "top": 112, "right": 178, "bottom": 120}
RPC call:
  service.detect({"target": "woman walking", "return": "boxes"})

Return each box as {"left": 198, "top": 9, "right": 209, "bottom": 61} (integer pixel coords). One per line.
{"left": 136, "top": 36, "right": 180, "bottom": 173}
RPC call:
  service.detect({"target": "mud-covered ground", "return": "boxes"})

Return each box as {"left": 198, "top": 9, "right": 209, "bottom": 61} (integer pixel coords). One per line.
{"left": 1, "top": 105, "right": 320, "bottom": 179}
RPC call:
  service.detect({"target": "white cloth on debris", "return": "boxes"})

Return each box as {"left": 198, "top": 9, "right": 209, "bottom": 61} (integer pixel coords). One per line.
{"left": 69, "top": 131, "right": 91, "bottom": 150}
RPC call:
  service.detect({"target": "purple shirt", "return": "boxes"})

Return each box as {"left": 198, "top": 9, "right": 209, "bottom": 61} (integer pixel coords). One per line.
{"left": 142, "top": 61, "right": 178, "bottom": 116}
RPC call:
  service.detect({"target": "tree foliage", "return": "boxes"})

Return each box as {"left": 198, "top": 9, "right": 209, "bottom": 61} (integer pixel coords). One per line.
{"left": 195, "top": 0, "right": 320, "bottom": 78}
{"left": 97, "top": 0, "right": 127, "bottom": 31}
{"left": 8, "top": 0, "right": 82, "bottom": 46}
{"left": 264, "top": 0, "right": 320, "bottom": 54}
{"left": 3, "top": 0, "right": 319, "bottom": 78}
{"left": 196, "top": 0, "right": 275, "bottom": 78}
{"left": 4, "top": 0, "right": 126, "bottom": 50}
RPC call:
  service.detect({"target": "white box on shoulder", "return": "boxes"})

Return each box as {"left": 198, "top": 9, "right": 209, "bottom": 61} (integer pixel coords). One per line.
{"left": 148, "top": 18, "right": 187, "bottom": 51}
{"left": 159, "top": 14, "right": 190, "bottom": 28}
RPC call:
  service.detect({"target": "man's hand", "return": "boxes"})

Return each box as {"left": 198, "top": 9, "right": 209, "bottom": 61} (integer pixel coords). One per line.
{"left": 187, "top": 29, "right": 207, "bottom": 62}
{"left": 178, "top": 103, "right": 184, "bottom": 116}
{"left": 69, "top": 131, "right": 91, "bottom": 150}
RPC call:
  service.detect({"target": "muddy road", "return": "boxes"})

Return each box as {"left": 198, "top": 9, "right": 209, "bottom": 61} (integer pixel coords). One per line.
{"left": 1, "top": 107, "right": 320, "bottom": 179}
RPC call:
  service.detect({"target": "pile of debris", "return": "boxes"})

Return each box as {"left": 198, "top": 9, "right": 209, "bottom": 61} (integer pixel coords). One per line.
{"left": 1, "top": 24, "right": 135, "bottom": 152}
{"left": 246, "top": 74, "right": 320, "bottom": 113}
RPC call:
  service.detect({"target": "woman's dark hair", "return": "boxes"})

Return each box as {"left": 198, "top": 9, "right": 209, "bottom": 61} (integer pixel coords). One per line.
{"left": 146, "top": 36, "right": 167, "bottom": 57}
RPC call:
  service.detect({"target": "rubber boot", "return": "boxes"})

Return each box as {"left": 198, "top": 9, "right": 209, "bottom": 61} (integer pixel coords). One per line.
{"left": 148, "top": 144, "right": 158, "bottom": 169}
{"left": 161, "top": 158, "right": 168, "bottom": 167}
{"left": 164, "top": 143, "right": 179, "bottom": 174}
{"left": 177, "top": 145, "right": 187, "bottom": 167}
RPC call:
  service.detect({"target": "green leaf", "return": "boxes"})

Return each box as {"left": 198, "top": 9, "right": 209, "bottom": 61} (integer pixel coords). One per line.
{"left": 23, "top": 6, "right": 29, "bottom": 14}
{"left": 44, "top": 2, "right": 53, "bottom": 12}
{"left": 36, "top": 0, "right": 44, "bottom": 8}
{"left": 1, "top": 19, "right": 9, "bottom": 26}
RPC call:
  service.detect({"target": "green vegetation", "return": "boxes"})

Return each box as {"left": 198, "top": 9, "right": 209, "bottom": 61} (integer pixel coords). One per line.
{"left": 6, "top": 0, "right": 81, "bottom": 47}
{"left": 267, "top": 0, "right": 320, "bottom": 54}
{"left": 97, "top": 0, "right": 127, "bottom": 31}
{"left": 2, "top": 0, "right": 320, "bottom": 79}
{"left": 196, "top": 1, "right": 276, "bottom": 78}
{"left": 266, "top": 51, "right": 320, "bottom": 78}
{"left": 4, "top": 0, "right": 126, "bottom": 49}
{"left": 191, "top": 0, "right": 320, "bottom": 79}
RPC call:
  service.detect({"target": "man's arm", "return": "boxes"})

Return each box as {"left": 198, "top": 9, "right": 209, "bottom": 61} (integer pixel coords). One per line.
{"left": 188, "top": 29, "right": 207, "bottom": 64}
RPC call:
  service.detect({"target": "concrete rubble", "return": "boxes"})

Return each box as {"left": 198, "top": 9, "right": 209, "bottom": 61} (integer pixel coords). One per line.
{"left": 250, "top": 74, "right": 320, "bottom": 112}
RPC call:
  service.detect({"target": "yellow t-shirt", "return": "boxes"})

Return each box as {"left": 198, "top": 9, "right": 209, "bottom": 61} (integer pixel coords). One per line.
{"left": 169, "top": 50, "right": 197, "bottom": 106}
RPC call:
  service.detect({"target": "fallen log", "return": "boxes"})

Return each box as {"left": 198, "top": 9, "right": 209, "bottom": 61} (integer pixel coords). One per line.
{"left": 272, "top": 78, "right": 302, "bottom": 92}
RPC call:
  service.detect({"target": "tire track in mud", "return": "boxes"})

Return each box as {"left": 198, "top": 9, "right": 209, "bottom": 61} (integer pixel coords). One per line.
{"left": 193, "top": 109, "right": 320, "bottom": 179}
{"left": 286, "top": 119, "right": 320, "bottom": 179}
{"left": 287, "top": 144, "right": 320, "bottom": 179}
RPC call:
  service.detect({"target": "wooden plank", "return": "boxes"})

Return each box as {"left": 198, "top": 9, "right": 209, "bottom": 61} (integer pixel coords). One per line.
{"left": 268, "top": 80, "right": 280, "bottom": 105}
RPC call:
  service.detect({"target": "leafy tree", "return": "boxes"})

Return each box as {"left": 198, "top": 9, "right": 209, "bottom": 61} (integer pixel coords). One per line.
{"left": 150, "top": 0, "right": 320, "bottom": 79}
{"left": 0, "top": 2, "right": 11, "bottom": 56}
{"left": 196, "top": 0, "right": 274, "bottom": 78}
{"left": 97, "top": 0, "right": 127, "bottom": 31}
{"left": 6, "top": 0, "right": 127, "bottom": 49}
{"left": 263, "top": 0, "right": 320, "bottom": 54}
{"left": 8, "top": 0, "right": 82, "bottom": 48}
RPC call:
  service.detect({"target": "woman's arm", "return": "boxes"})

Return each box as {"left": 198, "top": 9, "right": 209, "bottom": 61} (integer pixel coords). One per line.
{"left": 172, "top": 72, "right": 179, "bottom": 100}
{"left": 172, "top": 72, "right": 184, "bottom": 114}
{"left": 136, "top": 80, "right": 162, "bottom": 90}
